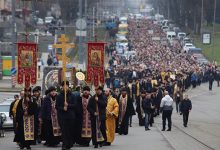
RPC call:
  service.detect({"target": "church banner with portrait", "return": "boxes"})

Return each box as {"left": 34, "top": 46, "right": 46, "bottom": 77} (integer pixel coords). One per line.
{"left": 87, "top": 42, "right": 105, "bottom": 86}
{"left": 17, "top": 43, "right": 37, "bottom": 88}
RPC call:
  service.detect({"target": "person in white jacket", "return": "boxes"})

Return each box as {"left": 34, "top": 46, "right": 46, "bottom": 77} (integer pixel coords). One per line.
{"left": 160, "top": 91, "right": 173, "bottom": 131}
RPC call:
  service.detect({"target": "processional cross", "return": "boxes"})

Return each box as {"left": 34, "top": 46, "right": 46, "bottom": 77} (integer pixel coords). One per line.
{"left": 53, "top": 34, "right": 75, "bottom": 103}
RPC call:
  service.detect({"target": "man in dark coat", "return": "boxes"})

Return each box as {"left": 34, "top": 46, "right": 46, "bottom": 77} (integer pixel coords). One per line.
{"left": 118, "top": 88, "right": 135, "bottom": 135}
{"left": 75, "top": 86, "right": 92, "bottom": 147}
{"left": 180, "top": 95, "right": 192, "bottom": 127}
{"left": 208, "top": 71, "right": 215, "bottom": 91}
{"left": 136, "top": 91, "right": 145, "bottom": 126}
{"left": 142, "top": 93, "right": 153, "bottom": 131}
{"left": 87, "top": 86, "right": 107, "bottom": 148}
{"left": 15, "top": 88, "right": 37, "bottom": 150}
{"left": 56, "top": 81, "right": 76, "bottom": 150}
{"left": 40, "top": 86, "right": 61, "bottom": 147}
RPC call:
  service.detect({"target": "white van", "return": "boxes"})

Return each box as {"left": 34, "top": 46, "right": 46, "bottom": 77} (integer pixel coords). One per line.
{"left": 166, "top": 31, "right": 176, "bottom": 41}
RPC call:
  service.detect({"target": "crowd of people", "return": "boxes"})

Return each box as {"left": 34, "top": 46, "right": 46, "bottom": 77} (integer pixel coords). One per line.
{"left": 8, "top": 18, "right": 220, "bottom": 150}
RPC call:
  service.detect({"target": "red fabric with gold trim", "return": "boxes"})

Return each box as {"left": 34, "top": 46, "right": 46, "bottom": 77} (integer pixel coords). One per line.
{"left": 17, "top": 43, "right": 37, "bottom": 88}
{"left": 86, "top": 42, "right": 105, "bottom": 86}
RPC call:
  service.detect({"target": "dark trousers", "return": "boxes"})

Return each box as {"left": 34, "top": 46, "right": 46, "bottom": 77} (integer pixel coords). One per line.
{"left": 129, "top": 116, "right": 132, "bottom": 127}
{"left": 209, "top": 81, "right": 213, "bottom": 90}
{"left": 91, "top": 118, "right": 106, "bottom": 146}
{"left": 217, "top": 80, "right": 220, "bottom": 87}
{"left": 183, "top": 112, "right": 189, "bottom": 126}
{"left": 162, "top": 110, "right": 172, "bottom": 130}
{"left": 176, "top": 101, "right": 180, "bottom": 113}
{"left": 59, "top": 119, "right": 75, "bottom": 149}
{"left": 137, "top": 113, "right": 145, "bottom": 126}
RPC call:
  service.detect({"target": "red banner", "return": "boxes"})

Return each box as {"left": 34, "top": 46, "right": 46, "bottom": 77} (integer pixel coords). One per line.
{"left": 17, "top": 43, "right": 37, "bottom": 88}
{"left": 86, "top": 42, "right": 105, "bottom": 87}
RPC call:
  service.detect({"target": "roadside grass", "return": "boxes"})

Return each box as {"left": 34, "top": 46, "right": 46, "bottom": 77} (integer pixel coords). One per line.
{"left": 193, "top": 24, "right": 220, "bottom": 65}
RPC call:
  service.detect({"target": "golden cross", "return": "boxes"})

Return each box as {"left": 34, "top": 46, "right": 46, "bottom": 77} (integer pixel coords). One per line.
{"left": 53, "top": 34, "right": 75, "bottom": 103}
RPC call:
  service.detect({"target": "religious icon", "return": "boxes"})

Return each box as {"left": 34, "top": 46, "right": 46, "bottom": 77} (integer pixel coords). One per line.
{"left": 91, "top": 50, "right": 101, "bottom": 67}
{"left": 20, "top": 51, "right": 33, "bottom": 68}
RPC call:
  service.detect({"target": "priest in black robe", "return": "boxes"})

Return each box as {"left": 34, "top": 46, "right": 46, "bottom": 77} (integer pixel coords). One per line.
{"left": 118, "top": 88, "right": 135, "bottom": 135}
{"left": 40, "top": 86, "right": 61, "bottom": 147}
{"left": 15, "top": 88, "right": 37, "bottom": 150}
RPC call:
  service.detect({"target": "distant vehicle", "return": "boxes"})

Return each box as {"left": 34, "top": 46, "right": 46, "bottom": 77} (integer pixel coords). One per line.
{"left": 123, "top": 51, "right": 137, "bottom": 59}
{"left": 135, "top": 14, "right": 143, "bottom": 20}
{"left": 188, "top": 48, "right": 202, "bottom": 54}
{"left": 45, "top": 16, "right": 54, "bottom": 24}
{"left": 181, "top": 37, "right": 192, "bottom": 47}
{"left": 183, "top": 43, "right": 195, "bottom": 53}
{"left": 37, "top": 18, "right": 44, "bottom": 25}
{"left": 116, "top": 34, "right": 128, "bottom": 42}
{"left": 173, "top": 27, "right": 181, "bottom": 34}
{"left": 162, "top": 26, "right": 169, "bottom": 32}
{"left": 119, "top": 17, "right": 128, "bottom": 24}
{"left": 118, "top": 24, "right": 128, "bottom": 35}
{"left": 0, "top": 101, "right": 13, "bottom": 129}
{"left": 177, "top": 32, "right": 186, "bottom": 40}
{"left": 116, "top": 42, "right": 128, "bottom": 54}
{"left": 105, "top": 19, "right": 117, "bottom": 30}
{"left": 166, "top": 31, "right": 176, "bottom": 41}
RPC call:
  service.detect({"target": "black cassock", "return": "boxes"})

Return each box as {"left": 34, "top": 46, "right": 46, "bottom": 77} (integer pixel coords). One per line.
{"left": 136, "top": 96, "right": 145, "bottom": 126}
{"left": 75, "top": 95, "right": 91, "bottom": 146}
{"left": 14, "top": 99, "right": 37, "bottom": 148}
{"left": 56, "top": 91, "right": 76, "bottom": 149}
{"left": 87, "top": 94, "right": 107, "bottom": 146}
{"left": 41, "top": 95, "right": 61, "bottom": 146}
{"left": 118, "top": 96, "right": 135, "bottom": 135}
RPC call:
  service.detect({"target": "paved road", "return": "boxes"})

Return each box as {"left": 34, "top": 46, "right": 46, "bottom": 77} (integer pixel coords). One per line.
{"left": 0, "top": 92, "right": 17, "bottom": 102}
{"left": 0, "top": 83, "right": 220, "bottom": 150}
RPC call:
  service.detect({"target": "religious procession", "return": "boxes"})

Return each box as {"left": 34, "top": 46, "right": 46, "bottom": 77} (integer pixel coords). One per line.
{"left": 1, "top": 1, "right": 220, "bottom": 150}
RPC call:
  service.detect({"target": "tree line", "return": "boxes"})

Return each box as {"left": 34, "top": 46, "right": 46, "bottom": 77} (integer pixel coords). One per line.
{"left": 150, "top": 0, "right": 220, "bottom": 34}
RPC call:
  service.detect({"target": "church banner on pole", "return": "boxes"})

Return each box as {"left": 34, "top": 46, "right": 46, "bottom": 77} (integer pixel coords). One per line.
{"left": 17, "top": 42, "right": 37, "bottom": 88}
{"left": 86, "top": 42, "right": 105, "bottom": 87}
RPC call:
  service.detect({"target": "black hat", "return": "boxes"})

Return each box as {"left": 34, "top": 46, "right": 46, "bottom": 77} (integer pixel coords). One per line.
{"left": 121, "top": 87, "right": 127, "bottom": 92}
{"left": 35, "top": 86, "right": 41, "bottom": 91}
{"left": 45, "top": 89, "right": 50, "bottom": 95}
{"left": 61, "top": 81, "right": 70, "bottom": 86}
{"left": 141, "top": 90, "right": 146, "bottom": 94}
{"left": 83, "top": 86, "right": 90, "bottom": 91}
{"left": 33, "top": 87, "right": 39, "bottom": 93}
{"left": 48, "top": 86, "right": 56, "bottom": 93}
{"left": 96, "top": 86, "right": 103, "bottom": 91}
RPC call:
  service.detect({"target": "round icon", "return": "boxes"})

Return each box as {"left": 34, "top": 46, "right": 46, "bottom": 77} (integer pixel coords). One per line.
{"left": 76, "top": 19, "right": 87, "bottom": 30}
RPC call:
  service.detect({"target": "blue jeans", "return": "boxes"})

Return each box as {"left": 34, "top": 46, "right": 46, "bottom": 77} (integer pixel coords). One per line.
{"left": 145, "top": 113, "right": 149, "bottom": 129}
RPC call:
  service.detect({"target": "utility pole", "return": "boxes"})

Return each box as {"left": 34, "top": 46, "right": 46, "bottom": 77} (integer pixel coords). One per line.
{"left": 78, "top": 0, "right": 83, "bottom": 66}
{"left": 212, "top": 0, "right": 216, "bottom": 62}
{"left": 11, "top": 0, "right": 17, "bottom": 88}
{"left": 200, "top": 0, "right": 204, "bottom": 35}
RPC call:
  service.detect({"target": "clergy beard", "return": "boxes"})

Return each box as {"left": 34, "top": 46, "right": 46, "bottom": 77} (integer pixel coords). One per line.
{"left": 83, "top": 94, "right": 89, "bottom": 99}
{"left": 51, "top": 95, "right": 56, "bottom": 101}
{"left": 106, "top": 93, "right": 110, "bottom": 97}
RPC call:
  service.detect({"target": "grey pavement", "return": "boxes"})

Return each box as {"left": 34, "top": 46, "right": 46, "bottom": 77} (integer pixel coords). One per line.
{"left": 1, "top": 83, "right": 220, "bottom": 150}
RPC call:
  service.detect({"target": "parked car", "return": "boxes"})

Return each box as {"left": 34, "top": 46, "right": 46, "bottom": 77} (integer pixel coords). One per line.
{"left": 162, "top": 26, "right": 169, "bottom": 32}
{"left": 0, "top": 101, "right": 13, "bottom": 129}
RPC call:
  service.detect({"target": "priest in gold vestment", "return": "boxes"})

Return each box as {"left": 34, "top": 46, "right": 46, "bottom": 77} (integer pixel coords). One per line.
{"left": 104, "top": 88, "right": 119, "bottom": 146}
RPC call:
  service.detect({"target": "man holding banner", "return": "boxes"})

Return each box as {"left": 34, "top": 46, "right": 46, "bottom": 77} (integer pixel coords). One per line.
{"left": 87, "top": 86, "right": 107, "bottom": 148}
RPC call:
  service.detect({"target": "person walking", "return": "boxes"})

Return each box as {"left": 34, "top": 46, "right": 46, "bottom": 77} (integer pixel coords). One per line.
{"left": 142, "top": 93, "right": 153, "bottom": 131}
{"left": 160, "top": 91, "right": 173, "bottom": 131}
{"left": 180, "top": 95, "right": 192, "bottom": 127}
